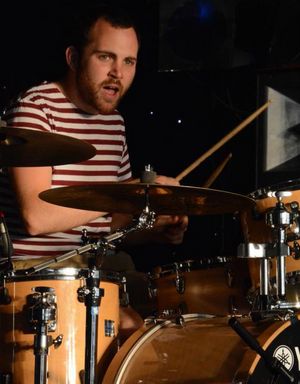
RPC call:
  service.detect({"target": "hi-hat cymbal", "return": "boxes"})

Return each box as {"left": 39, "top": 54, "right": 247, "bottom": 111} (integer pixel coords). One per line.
{"left": 0, "top": 127, "right": 96, "bottom": 166}
{"left": 39, "top": 183, "right": 255, "bottom": 215}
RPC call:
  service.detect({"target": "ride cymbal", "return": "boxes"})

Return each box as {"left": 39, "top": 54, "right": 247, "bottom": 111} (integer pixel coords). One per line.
{"left": 0, "top": 127, "right": 96, "bottom": 166}
{"left": 39, "top": 183, "right": 255, "bottom": 215}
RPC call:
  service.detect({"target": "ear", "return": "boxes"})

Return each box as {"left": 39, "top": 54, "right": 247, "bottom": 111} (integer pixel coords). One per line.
{"left": 65, "top": 46, "right": 78, "bottom": 71}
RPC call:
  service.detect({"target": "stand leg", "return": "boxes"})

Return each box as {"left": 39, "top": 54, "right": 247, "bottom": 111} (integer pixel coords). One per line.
{"left": 256, "top": 257, "right": 270, "bottom": 311}
{"left": 34, "top": 324, "right": 49, "bottom": 384}
{"left": 78, "top": 269, "right": 104, "bottom": 384}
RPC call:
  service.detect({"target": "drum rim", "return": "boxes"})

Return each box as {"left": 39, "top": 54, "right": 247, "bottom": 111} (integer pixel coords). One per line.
{"left": 151, "top": 257, "right": 228, "bottom": 278}
{"left": 4, "top": 267, "right": 121, "bottom": 282}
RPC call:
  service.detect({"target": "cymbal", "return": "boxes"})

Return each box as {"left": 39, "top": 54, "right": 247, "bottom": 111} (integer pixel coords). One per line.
{"left": 0, "top": 127, "right": 96, "bottom": 166}
{"left": 39, "top": 183, "right": 255, "bottom": 215}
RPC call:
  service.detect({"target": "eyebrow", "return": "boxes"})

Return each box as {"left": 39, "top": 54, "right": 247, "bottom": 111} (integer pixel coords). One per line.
{"left": 94, "top": 49, "right": 137, "bottom": 62}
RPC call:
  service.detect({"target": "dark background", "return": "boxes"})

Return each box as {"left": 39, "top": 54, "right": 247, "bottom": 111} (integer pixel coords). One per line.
{"left": 1, "top": 0, "right": 300, "bottom": 272}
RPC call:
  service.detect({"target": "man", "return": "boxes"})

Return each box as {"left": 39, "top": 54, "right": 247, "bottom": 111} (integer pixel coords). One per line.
{"left": 0, "top": 3, "right": 187, "bottom": 343}
{"left": 1, "top": 4, "right": 187, "bottom": 257}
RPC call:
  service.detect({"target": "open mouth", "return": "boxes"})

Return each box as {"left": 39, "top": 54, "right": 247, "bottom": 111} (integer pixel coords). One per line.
{"left": 103, "top": 83, "right": 120, "bottom": 96}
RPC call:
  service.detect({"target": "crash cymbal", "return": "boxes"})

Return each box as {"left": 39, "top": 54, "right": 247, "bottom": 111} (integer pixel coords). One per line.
{"left": 39, "top": 183, "right": 255, "bottom": 215}
{"left": 0, "top": 127, "right": 96, "bottom": 166}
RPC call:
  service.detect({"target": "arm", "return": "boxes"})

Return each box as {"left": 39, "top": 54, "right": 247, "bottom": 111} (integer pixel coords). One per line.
{"left": 9, "top": 166, "right": 106, "bottom": 235}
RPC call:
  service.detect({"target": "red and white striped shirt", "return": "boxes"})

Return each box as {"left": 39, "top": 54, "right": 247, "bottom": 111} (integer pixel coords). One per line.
{"left": 0, "top": 82, "right": 132, "bottom": 258}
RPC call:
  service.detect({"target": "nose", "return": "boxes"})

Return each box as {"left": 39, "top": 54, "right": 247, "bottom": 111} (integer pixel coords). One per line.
{"left": 108, "top": 59, "right": 123, "bottom": 80}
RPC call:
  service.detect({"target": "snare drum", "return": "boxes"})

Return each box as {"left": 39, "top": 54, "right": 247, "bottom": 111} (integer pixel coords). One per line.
{"left": 103, "top": 313, "right": 300, "bottom": 383}
{"left": 0, "top": 265, "right": 120, "bottom": 384}
{"left": 149, "top": 258, "right": 251, "bottom": 315}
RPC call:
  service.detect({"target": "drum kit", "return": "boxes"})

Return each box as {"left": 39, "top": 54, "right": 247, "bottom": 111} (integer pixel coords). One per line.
{"left": 1, "top": 127, "right": 300, "bottom": 383}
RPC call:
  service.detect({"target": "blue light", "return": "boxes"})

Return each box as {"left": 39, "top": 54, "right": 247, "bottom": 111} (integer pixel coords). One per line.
{"left": 196, "top": 1, "right": 213, "bottom": 21}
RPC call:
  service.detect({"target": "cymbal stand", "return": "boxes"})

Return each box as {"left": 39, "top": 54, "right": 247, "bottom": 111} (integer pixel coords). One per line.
{"left": 266, "top": 192, "right": 293, "bottom": 303}
{"left": 79, "top": 202, "right": 156, "bottom": 384}
{"left": 21, "top": 204, "right": 156, "bottom": 277}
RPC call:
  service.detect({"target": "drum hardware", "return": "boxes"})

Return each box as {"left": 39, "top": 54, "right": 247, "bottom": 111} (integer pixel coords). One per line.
{"left": 0, "top": 213, "right": 13, "bottom": 305}
{"left": 291, "top": 241, "right": 300, "bottom": 259}
{"left": 0, "top": 285, "right": 11, "bottom": 305}
{"left": 156, "top": 262, "right": 187, "bottom": 295}
{"left": 18, "top": 208, "right": 155, "bottom": 277}
{"left": 229, "top": 316, "right": 296, "bottom": 383}
{"left": 0, "top": 212, "right": 13, "bottom": 262}
{"left": 265, "top": 192, "right": 295, "bottom": 304}
{"left": 146, "top": 272, "right": 157, "bottom": 301}
{"left": 0, "top": 214, "right": 14, "bottom": 305}
{"left": 29, "top": 286, "right": 62, "bottom": 384}
{"left": 239, "top": 191, "right": 300, "bottom": 316}
{"left": 174, "top": 268, "right": 185, "bottom": 294}
{"left": 119, "top": 276, "right": 130, "bottom": 307}
{"left": 76, "top": 267, "right": 104, "bottom": 384}
{"left": 140, "top": 164, "right": 157, "bottom": 183}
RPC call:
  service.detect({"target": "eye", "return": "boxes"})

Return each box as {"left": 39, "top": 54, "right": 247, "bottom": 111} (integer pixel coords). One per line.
{"left": 124, "top": 58, "right": 136, "bottom": 66}
{"left": 98, "top": 53, "right": 112, "bottom": 61}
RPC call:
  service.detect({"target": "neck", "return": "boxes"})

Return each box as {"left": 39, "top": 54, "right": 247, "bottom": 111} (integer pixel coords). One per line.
{"left": 56, "top": 74, "right": 98, "bottom": 114}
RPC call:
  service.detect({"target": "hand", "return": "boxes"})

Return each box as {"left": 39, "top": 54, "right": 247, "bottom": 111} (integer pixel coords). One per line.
{"left": 152, "top": 214, "right": 188, "bottom": 244}
{"left": 152, "top": 174, "right": 188, "bottom": 244}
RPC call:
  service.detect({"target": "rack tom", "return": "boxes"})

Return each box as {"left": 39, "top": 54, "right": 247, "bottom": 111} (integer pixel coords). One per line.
{"left": 149, "top": 258, "right": 251, "bottom": 315}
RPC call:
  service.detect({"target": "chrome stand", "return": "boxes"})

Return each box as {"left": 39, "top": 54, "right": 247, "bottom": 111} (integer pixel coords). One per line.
{"left": 238, "top": 191, "right": 299, "bottom": 318}
{"left": 30, "top": 287, "right": 62, "bottom": 384}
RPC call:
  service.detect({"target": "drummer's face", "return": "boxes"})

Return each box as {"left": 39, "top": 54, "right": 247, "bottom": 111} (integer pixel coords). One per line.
{"left": 72, "top": 18, "right": 138, "bottom": 114}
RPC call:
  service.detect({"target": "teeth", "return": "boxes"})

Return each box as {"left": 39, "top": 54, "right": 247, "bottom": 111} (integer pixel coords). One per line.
{"left": 105, "top": 86, "right": 118, "bottom": 90}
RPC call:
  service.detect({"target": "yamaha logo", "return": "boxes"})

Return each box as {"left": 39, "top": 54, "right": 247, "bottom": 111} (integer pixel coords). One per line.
{"left": 273, "top": 345, "right": 294, "bottom": 371}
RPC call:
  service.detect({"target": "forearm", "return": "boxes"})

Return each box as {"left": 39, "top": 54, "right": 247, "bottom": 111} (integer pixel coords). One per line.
{"left": 21, "top": 201, "right": 106, "bottom": 235}
{"left": 9, "top": 166, "right": 107, "bottom": 235}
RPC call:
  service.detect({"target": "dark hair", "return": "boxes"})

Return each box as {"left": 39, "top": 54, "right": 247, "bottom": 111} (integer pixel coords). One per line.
{"left": 65, "top": 3, "right": 141, "bottom": 55}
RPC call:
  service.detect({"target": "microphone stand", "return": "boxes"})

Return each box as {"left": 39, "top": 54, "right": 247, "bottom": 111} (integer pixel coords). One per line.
{"left": 229, "top": 316, "right": 296, "bottom": 383}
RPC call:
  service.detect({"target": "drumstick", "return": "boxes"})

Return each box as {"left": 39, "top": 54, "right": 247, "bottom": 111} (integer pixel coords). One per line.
{"left": 202, "top": 153, "right": 232, "bottom": 188}
{"left": 175, "top": 100, "right": 271, "bottom": 182}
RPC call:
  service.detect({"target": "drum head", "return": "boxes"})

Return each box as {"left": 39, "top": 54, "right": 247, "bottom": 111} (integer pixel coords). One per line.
{"left": 103, "top": 314, "right": 300, "bottom": 384}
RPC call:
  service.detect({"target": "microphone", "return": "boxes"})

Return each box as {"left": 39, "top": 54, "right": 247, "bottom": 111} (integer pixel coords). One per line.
{"left": 229, "top": 317, "right": 295, "bottom": 383}
{"left": 0, "top": 211, "right": 13, "bottom": 260}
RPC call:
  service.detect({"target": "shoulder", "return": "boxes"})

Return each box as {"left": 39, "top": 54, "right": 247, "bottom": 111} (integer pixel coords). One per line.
{"left": 18, "top": 82, "right": 63, "bottom": 104}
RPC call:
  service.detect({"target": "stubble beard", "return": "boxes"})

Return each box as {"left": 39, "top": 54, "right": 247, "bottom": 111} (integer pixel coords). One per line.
{"left": 77, "top": 72, "right": 124, "bottom": 114}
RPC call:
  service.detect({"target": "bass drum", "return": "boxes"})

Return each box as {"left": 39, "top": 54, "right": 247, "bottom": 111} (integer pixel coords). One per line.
{"left": 149, "top": 258, "right": 251, "bottom": 315}
{"left": 103, "top": 313, "right": 300, "bottom": 384}
{"left": 0, "top": 262, "right": 120, "bottom": 384}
